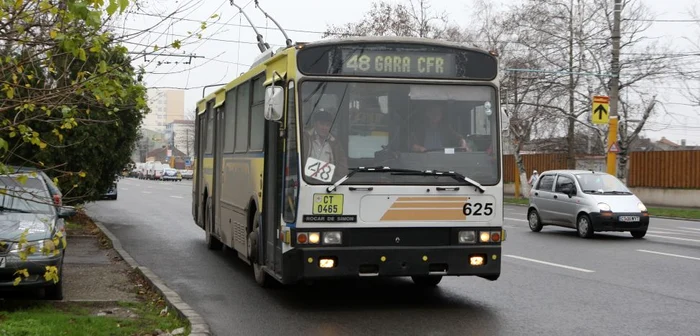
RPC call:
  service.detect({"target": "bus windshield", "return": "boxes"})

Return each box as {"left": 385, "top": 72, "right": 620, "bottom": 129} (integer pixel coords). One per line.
{"left": 299, "top": 80, "right": 500, "bottom": 186}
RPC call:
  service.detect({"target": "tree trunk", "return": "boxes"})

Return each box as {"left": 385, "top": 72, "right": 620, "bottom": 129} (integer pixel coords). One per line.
{"left": 618, "top": 142, "right": 629, "bottom": 183}
{"left": 566, "top": 117, "right": 576, "bottom": 169}
{"left": 513, "top": 143, "right": 530, "bottom": 197}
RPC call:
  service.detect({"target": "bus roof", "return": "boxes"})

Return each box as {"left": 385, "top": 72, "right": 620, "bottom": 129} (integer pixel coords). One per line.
{"left": 300, "top": 36, "right": 497, "bottom": 56}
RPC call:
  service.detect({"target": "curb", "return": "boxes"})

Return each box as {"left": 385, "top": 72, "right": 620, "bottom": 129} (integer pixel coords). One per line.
{"left": 503, "top": 202, "right": 700, "bottom": 222}
{"left": 93, "top": 221, "right": 212, "bottom": 336}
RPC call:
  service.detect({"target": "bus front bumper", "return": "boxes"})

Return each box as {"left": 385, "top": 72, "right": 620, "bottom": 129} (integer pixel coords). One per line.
{"left": 283, "top": 245, "right": 501, "bottom": 283}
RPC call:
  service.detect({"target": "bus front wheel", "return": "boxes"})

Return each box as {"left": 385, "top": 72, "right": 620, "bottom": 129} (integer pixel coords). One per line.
{"left": 248, "top": 215, "right": 274, "bottom": 287}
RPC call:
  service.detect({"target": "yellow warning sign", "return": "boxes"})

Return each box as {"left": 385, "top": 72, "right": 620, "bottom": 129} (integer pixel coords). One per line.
{"left": 592, "top": 95, "right": 609, "bottom": 125}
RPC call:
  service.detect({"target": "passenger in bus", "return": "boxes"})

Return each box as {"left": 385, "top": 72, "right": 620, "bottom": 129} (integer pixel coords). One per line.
{"left": 302, "top": 109, "right": 348, "bottom": 178}
{"left": 410, "top": 107, "right": 471, "bottom": 152}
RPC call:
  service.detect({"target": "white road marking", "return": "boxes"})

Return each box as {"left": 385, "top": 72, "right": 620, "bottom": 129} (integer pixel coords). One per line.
{"left": 681, "top": 227, "right": 700, "bottom": 232}
{"left": 646, "top": 234, "right": 700, "bottom": 243}
{"left": 637, "top": 249, "right": 700, "bottom": 262}
{"left": 648, "top": 228, "right": 700, "bottom": 236}
{"left": 121, "top": 188, "right": 128, "bottom": 190}
{"left": 505, "top": 217, "right": 528, "bottom": 222}
{"left": 142, "top": 191, "right": 151, "bottom": 194}
{"left": 170, "top": 196, "right": 183, "bottom": 199}
{"left": 504, "top": 254, "right": 595, "bottom": 273}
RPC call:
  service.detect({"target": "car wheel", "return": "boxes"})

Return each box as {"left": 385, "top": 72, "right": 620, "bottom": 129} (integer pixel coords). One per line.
{"left": 411, "top": 275, "right": 442, "bottom": 287}
{"left": 205, "top": 199, "right": 223, "bottom": 250}
{"left": 576, "top": 214, "right": 594, "bottom": 238}
{"left": 630, "top": 230, "right": 647, "bottom": 239}
{"left": 248, "top": 215, "right": 274, "bottom": 288}
{"left": 528, "top": 209, "right": 543, "bottom": 232}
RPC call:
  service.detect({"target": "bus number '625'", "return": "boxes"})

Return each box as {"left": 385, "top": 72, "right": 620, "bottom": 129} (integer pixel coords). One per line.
{"left": 462, "top": 202, "right": 494, "bottom": 216}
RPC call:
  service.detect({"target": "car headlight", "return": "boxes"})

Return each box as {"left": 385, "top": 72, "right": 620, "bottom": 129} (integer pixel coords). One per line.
{"left": 9, "top": 239, "right": 56, "bottom": 254}
{"left": 597, "top": 202, "right": 611, "bottom": 211}
{"left": 458, "top": 230, "right": 476, "bottom": 244}
{"left": 322, "top": 231, "right": 342, "bottom": 244}
{"left": 637, "top": 202, "right": 647, "bottom": 212}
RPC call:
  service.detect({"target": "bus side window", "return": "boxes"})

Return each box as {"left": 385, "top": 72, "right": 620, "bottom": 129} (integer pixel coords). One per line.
{"left": 283, "top": 81, "right": 298, "bottom": 223}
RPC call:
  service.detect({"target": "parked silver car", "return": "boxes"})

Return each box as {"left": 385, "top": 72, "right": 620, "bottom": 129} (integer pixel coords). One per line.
{"left": 526, "top": 170, "right": 649, "bottom": 239}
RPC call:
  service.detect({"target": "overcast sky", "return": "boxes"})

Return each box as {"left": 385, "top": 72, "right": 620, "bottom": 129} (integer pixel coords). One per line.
{"left": 115, "top": 0, "right": 700, "bottom": 145}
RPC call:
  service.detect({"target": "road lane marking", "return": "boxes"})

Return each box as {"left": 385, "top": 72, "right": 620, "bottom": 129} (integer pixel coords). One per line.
{"left": 121, "top": 188, "right": 128, "bottom": 190}
{"left": 504, "top": 254, "right": 595, "bottom": 273}
{"left": 681, "top": 227, "right": 700, "bottom": 232}
{"left": 505, "top": 217, "right": 527, "bottom": 222}
{"left": 648, "top": 228, "right": 700, "bottom": 236}
{"left": 142, "top": 191, "right": 152, "bottom": 194}
{"left": 170, "top": 196, "right": 183, "bottom": 199}
{"left": 637, "top": 249, "right": 700, "bottom": 262}
{"left": 646, "top": 234, "right": 700, "bottom": 243}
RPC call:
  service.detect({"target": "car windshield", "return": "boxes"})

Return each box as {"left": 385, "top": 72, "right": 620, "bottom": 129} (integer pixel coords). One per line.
{"left": 299, "top": 81, "right": 500, "bottom": 186}
{"left": 575, "top": 173, "right": 631, "bottom": 194}
{"left": 0, "top": 175, "right": 54, "bottom": 214}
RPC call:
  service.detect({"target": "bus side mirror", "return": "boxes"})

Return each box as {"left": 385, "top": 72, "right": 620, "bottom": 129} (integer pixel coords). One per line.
{"left": 264, "top": 86, "right": 284, "bottom": 121}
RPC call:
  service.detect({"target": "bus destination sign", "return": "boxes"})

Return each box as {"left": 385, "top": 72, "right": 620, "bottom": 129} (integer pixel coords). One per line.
{"left": 296, "top": 43, "right": 498, "bottom": 80}
{"left": 340, "top": 49, "right": 456, "bottom": 77}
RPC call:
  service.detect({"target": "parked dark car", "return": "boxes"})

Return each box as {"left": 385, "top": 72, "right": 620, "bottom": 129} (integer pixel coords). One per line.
{"left": 7, "top": 165, "right": 63, "bottom": 207}
{"left": 0, "top": 173, "right": 75, "bottom": 300}
{"left": 102, "top": 181, "right": 118, "bottom": 200}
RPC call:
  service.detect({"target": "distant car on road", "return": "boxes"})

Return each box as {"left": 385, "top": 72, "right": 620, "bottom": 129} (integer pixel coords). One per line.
{"left": 179, "top": 169, "right": 193, "bottom": 180}
{"left": 527, "top": 170, "right": 649, "bottom": 239}
{"left": 160, "top": 168, "right": 181, "bottom": 181}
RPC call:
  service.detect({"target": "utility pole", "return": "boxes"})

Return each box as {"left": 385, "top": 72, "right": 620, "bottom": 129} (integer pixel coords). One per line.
{"left": 606, "top": 0, "right": 622, "bottom": 176}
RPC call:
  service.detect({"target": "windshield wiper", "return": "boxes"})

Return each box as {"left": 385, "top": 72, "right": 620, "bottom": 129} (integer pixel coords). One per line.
{"left": 0, "top": 206, "right": 32, "bottom": 214}
{"left": 582, "top": 189, "right": 600, "bottom": 194}
{"left": 390, "top": 169, "right": 486, "bottom": 193}
{"left": 326, "top": 166, "right": 421, "bottom": 193}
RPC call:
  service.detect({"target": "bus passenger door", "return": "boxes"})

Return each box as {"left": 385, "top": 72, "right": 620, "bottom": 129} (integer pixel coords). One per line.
{"left": 261, "top": 82, "right": 285, "bottom": 275}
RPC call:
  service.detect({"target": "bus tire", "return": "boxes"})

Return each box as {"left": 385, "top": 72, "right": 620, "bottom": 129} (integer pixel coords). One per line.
{"left": 248, "top": 215, "right": 273, "bottom": 287}
{"left": 205, "top": 198, "right": 223, "bottom": 250}
{"left": 411, "top": 275, "right": 442, "bottom": 287}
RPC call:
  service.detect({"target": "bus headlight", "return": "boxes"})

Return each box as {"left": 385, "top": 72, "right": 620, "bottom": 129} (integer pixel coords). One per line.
{"left": 308, "top": 232, "right": 321, "bottom": 244}
{"left": 458, "top": 231, "right": 476, "bottom": 244}
{"left": 323, "top": 232, "right": 342, "bottom": 244}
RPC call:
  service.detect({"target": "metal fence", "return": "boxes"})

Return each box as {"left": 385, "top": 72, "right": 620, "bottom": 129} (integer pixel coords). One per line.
{"left": 503, "top": 150, "right": 700, "bottom": 189}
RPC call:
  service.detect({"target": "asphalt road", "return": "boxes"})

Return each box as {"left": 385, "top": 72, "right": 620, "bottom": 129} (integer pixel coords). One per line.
{"left": 85, "top": 178, "right": 700, "bottom": 336}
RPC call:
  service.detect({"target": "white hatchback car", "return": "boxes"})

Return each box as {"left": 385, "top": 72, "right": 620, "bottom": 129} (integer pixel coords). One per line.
{"left": 527, "top": 170, "right": 650, "bottom": 239}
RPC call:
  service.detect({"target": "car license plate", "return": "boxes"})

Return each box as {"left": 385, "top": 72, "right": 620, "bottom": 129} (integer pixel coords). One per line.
{"left": 313, "top": 193, "right": 343, "bottom": 215}
{"left": 619, "top": 216, "right": 640, "bottom": 222}
{"left": 0, "top": 257, "right": 5, "bottom": 268}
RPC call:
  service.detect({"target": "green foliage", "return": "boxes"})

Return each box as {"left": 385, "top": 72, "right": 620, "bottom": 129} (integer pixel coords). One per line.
{"left": 0, "top": 0, "right": 147, "bottom": 204}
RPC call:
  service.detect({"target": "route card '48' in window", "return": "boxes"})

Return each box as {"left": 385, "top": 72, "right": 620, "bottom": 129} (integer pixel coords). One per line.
{"left": 304, "top": 158, "right": 336, "bottom": 183}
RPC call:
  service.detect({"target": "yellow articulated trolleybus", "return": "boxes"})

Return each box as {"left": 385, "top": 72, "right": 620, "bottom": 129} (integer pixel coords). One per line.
{"left": 192, "top": 35, "right": 508, "bottom": 287}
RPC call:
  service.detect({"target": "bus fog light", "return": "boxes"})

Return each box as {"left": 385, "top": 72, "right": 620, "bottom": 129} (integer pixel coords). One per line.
{"left": 297, "top": 233, "right": 308, "bottom": 244}
{"left": 470, "top": 255, "right": 485, "bottom": 266}
{"left": 458, "top": 231, "right": 476, "bottom": 243}
{"left": 308, "top": 232, "right": 320, "bottom": 244}
{"left": 490, "top": 231, "right": 501, "bottom": 242}
{"left": 319, "top": 258, "right": 336, "bottom": 268}
{"left": 323, "top": 231, "right": 342, "bottom": 244}
{"left": 479, "top": 231, "right": 491, "bottom": 243}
